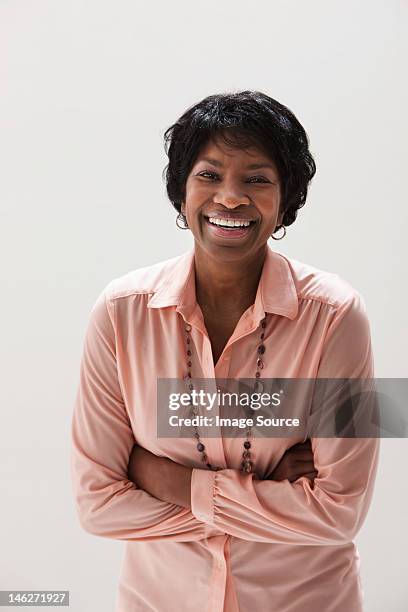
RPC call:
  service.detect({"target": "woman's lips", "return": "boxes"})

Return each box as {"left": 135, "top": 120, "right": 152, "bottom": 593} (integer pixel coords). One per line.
{"left": 203, "top": 216, "right": 255, "bottom": 239}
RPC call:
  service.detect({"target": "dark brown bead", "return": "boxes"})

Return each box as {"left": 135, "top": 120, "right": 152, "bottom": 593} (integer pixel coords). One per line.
{"left": 256, "top": 358, "right": 264, "bottom": 369}
{"left": 206, "top": 463, "right": 212, "bottom": 469}
{"left": 260, "top": 332, "right": 265, "bottom": 339}
{"left": 261, "top": 320, "right": 266, "bottom": 328}
{"left": 194, "top": 432, "right": 200, "bottom": 439}
{"left": 187, "top": 371, "right": 192, "bottom": 378}
{"left": 187, "top": 361, "right": 192, "bottom": 367}
{"left": 201, "top": 453, "right": 208, "bottom": 462}
{"left": 258, "top": 344, "right": 265, "bottom": 354}
{"left": 244, "top": 440, "right": 251, "bottom": 449}
{"left": 187, "top": 349, "right": 192, "bottom": 356}
{"left": 197, "top": 442, "right": 205, "bottom": 452}
{"left": 255, "top": 371, "right": 260, "bottom": 378}
{"left": 186, "top": 337, "right": 190, "bottom": 344}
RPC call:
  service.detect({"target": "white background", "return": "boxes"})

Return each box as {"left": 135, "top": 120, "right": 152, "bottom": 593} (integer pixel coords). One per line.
{"left": 1, "top": 1, "right": 407, "bottom": 610}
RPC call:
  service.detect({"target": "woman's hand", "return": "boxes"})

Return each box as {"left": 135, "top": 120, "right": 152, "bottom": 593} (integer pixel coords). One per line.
{"left": 127, "top": 443, "right": 192, "bottom": 509}
{"left": 266, "top": 439, "right": 318, "bottom": 483}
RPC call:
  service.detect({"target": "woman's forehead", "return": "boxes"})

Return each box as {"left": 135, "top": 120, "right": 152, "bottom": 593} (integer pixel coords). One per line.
{"left": 194, "top": 138, "right": 278, "bottom": 169}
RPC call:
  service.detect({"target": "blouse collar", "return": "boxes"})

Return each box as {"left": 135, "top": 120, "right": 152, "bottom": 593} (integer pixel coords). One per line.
{"left": 147, "top": 244, "right": 299, "bottom": 325}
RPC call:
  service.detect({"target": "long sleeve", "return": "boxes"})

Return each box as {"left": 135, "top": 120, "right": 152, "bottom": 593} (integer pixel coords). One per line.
{"left": 190, "top": 291, "right": 380, "bottom": 545}
{"left": 70, "top": 284, "right": 225, "bottom": 541}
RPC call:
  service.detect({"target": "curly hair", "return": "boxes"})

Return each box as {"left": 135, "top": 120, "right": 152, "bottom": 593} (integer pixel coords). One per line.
{"left": 162, "top": 90, "right": 316, "bottom": 229}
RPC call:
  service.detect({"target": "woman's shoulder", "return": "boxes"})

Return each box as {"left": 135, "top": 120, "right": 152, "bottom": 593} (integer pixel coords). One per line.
{"left": 99, "top": 251, "right": 190, "bottom": 303}
{"left": 276, "top": 250, "right": 366, "bottom": 311}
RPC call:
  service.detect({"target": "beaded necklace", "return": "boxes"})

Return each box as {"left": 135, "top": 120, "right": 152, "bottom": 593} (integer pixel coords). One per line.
{"left": 183, "top": 315, "right": 268, "bottom": 474}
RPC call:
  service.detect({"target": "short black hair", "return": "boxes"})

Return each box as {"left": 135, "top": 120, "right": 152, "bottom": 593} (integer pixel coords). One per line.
{"left": 162, "top": 90, "right": 316, "bottom": 228}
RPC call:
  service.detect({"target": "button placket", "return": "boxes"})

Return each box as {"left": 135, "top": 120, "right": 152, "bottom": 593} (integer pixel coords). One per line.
{"left": 215, "top": 351, "right": 231, "bottom": 379}
{"left": 206, "top": 536, "right": 229, "bottom": 612}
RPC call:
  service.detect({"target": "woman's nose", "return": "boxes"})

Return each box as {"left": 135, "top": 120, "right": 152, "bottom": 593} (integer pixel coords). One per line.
{"left": 215, "top": 186, "right": 251, "bottom": 208}
{"left": 215, "top": 196, "right": 251, "bottom": 208}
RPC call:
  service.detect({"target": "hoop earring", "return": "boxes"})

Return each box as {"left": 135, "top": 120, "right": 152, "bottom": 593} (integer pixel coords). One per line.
{"left": 176, "top": 212, "right": 189, "bottom": 230}
{"left": 271, "top": 225, "right": 286, "bottom": 240}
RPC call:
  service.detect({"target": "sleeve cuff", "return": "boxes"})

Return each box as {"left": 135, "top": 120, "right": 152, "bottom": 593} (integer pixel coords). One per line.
{"left": 191, "top": 467, "right": 216, "bottom": 524}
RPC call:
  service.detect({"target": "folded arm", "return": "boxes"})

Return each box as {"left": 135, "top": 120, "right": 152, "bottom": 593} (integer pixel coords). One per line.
{"left": 187, "top": 291, "right": 380, "bottom": 545}
{"left": 70, "top": 284, "right": 225, "bottom": 542}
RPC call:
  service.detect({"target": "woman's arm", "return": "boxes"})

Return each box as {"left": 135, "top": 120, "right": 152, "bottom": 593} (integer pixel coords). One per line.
{"left": 70, "top": 284, "right": 225, "bottom": 542}
{"left": 127, "top": 443, "right": 193, "bottom": 509}
{"left": 128, "top": 441, "right": 318, "bottom": 510}
{"left": 153, "top": 291, "right": 380, "bottom": 546}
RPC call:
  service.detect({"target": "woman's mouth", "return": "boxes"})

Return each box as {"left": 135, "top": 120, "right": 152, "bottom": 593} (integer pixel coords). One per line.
{"left": 203, "top": 215, "right": 257, "bottom": 239}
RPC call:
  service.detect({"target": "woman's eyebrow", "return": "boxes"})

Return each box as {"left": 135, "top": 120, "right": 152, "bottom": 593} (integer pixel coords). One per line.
{"left": 198, "top": 157, "right": 276, "bottom": 170}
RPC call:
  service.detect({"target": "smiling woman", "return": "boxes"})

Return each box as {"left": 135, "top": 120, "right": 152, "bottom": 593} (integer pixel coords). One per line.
{"left": 184, "top": 143, "right": 282, "bottom": 246}
{"left": 163, "top": 90, "right": 316, "bottom": 238}
{"left": 70, "top": 90, "right": 380, "bottom": 612}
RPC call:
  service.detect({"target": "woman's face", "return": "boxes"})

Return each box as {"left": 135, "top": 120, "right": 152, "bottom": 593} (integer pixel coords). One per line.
{"left": 181, "top": 136, "right": 283, "bottom": 262}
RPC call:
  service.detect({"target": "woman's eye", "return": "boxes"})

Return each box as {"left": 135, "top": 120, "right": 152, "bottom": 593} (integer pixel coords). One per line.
{"left": 248, "top": 176, "right": 270, "bottom": 184}
{"left": 198, "top": 172, "right": 270, "bottom": 184}
{"left": 198, "top": 171, "right": 218, "bottom": 180}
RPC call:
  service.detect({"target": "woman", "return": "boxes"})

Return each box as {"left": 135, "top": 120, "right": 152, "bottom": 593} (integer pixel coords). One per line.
{"left": 70, "top": 91, "right": 379, "bottom": 612}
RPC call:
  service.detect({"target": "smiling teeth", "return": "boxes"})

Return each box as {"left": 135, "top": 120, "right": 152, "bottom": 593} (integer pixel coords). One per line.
{"left": 208, "top": 217, "right": 251, "bottom": 228}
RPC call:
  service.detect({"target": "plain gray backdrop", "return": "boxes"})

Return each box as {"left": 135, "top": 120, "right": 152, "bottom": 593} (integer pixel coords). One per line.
{"left": 1, "top": 1, "right": 407, "bottom": 610}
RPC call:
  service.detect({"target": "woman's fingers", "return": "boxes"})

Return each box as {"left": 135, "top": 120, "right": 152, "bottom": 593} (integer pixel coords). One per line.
{"left": 265, "top": 439, "right": 316, "bottom": 482}
{"left": 282, "top": 462, "right": 316, "bottom": 482}
{"left": 296, "top": 460, "right": 316, "bottom": 473}
{"left": 289, "top": 470, "right": 318, "bottom": 483}
{"left": 287, "top": 449, "right": 315, "bottom": 463}
{"left": 285, "top": 441, "right": 314, "bottom": 461}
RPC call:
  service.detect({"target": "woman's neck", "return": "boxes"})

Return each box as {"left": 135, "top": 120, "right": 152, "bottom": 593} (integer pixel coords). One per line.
{"left": 193, "top": 245, "right": 267, "bottom": 316}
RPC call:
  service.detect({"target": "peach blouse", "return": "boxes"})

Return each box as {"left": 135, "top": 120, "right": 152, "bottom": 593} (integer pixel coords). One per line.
{"left": 70, "top": 244, "right": 380, "bottom": 612}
